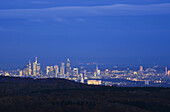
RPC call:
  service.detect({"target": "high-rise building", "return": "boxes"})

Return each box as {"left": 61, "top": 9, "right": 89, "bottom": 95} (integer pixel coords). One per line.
{"left": 72, "top": 68, "right": 79, "bottom": 81}
{"left": 46, "top": 66, "right": 54, "bottom": 76}
{"left": 33, "top": 57, "right": 41, "bottom": 77}
{"left": 23, "top": 66, "right": 29, "bottom": 77}
{"left": 80, "top": 73, "right": 84, "bottom": 83}
{"left": 54, "top": 65, "right": 59, "bottom": 78}
{"left": 165, "top": 67, "right": 168, "bottom": 75}
{"left": 96, "top": 64, "right": 100, "bottom": 75}
{"left": 60, "top": 62, "right": 65, "bottom": 76}
{"left": 73, "top": 68, "right": 78, "bottom": 76}
{"left": 140, "top": 66, "right": 143, "bottom": 71}
{"left": 66, "top": 58, "right": 71, "bottom": 77}
{"left": 28, "top": 60, "right": 32, "bottom": 76}
{"left": 19, "top": 70, "right": 22, "bottom": 77}
{"left": 22, "top": 60, "right": 32, "bottom": 77}
{"left": 105, "top": 69, "right": 109, "bottom": 76}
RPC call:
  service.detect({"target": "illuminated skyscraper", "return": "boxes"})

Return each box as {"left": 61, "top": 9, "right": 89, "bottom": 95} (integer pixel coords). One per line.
{"left": 28, "top": 60, "right": 32, "bottom": 76}
{"left": 66, "top": 58, "right": 71, "bottom": 77}
{"left": 96, "top": 64, "right": 100, "bottom": 75}
{"left": 54, "top": 65, "right": 59, "bottom": 78}
{"left": 105, "top": 69, "right": 109, "bottom": 76}
{"left": 73, "top": 68, "right": 78, "bottom": 76}
{"left": 33, "top": 57, "right": 41, "bottom": 77}
{"left": 37, "top": 63, "right": 41, "bottom": 76}
{"left": 60, "top": 62, "right": 65, "bottom": 76}
{"left": 19, "top": 70, "right": 22, "bottom": 77}
{"left": 80, "top": 73, "right": 84, "bottom": 83}
{"left": 23, "top": 66, "right": 29, "bottom": 77}
{"left": 73, "top": 68, "right": 79, "bottom": 81}
{"left": 165, "top": 67, "right": 168, "bottom": 75}
{"left": 33, "top": 57, "right": 37, "bottom": 76}
{"left": 46, "top": 66, "right": 54, "bottom": 76}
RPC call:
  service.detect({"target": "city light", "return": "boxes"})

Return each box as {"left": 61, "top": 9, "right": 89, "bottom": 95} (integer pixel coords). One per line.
{"left": 0, "top": 57, "right": 169, "bottom": 87}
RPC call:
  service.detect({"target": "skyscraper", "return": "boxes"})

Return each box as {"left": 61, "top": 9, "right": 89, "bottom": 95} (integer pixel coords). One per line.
{"left": 23, "top": 66, "right": 29, "bottom": 77}
{"left": 73, "top": 68, "right": 79, "bottom": 81}
{"left": 105, "top": 69, "right": 109, "bottom": 76}
{"left": 33, "top": 57, "right": 41, "bottom": 77}
{"left": 23, "top": 60, "right": 32, "bottom": 77}
{"left": 28, "top": 60, "right": 32, "bottom": 76}
{"left": 73, "top": 68, "right": 78, "bottom": 77}
{"left": 54, "top": 65, "right": 59, "bottom": 78}
{"left": 46, "top": 66, "right": 54, "bottom": 76}
{"left": 66, "top": 58, "right": 71, "bottom": 77}
{"left": 19, "top": 70, "right": 22, "bottom": 77}
{"left": 96, "top": 64, "right": 100, "bottom": 75}
{"left": 80, "top": 73, "right": 84, "bottom": 83}
{"left": 60, "top": 62, "right": 65, "bottom": 76}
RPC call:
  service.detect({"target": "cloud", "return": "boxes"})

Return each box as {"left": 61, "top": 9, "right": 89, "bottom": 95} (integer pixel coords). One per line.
{"left": 0, "top": 3, "right": 170, "bottom": 19}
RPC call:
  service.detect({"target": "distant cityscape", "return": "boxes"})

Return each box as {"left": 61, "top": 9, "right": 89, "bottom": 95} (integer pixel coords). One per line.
{"left": 0, "top": 57, "right": 170, "bottom": 87}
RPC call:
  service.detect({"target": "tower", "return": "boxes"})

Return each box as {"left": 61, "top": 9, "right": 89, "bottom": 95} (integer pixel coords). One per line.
{"left": 96, "top": 64, "right": 100, "bottom": 75}
{"left": 28, "top": 60, "right": 32, "bottom": 76}
{"left": 80, "top": 73, "right": 84, "bottom": 83}
{"left": 60, "top": 62, "right": 65, "bottom": 76}
{"left": 73, "top": 68, "right": 78, "bottom": 77}
{"left": 66, "top": 58, "right": 71, "bottom": 77}
{"left": 105, "top": 69, "right": 109, "bottom": 76}
{"left": 33, "top": 57, "right": 41, "bottom": 77}
{"left": 33, "top": 57, "right": 37, "bottom": 76}
{"left": 19, "top": 70, "right": 22, "bottom": 77}
{"left": 46, "top": 66, "right": 54, "bottom": 77}
{"left": 54, "top": 65, "right": 59, "bottom": 78}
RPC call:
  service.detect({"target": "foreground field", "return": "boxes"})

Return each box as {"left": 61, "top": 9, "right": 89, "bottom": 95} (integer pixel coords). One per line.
{"left": 0, "top": 76, "right": 169, "bottom": 112}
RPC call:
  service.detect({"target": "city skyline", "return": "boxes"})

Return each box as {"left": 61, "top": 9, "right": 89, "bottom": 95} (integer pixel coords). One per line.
{"left": 0, "top": 0, "right": 170, "bottom": 86}
{"left": 1, "top": 56, "right": 170, "bottom": 70}
{"left": 0, "top": 56, "right": 169, "bottom": 87}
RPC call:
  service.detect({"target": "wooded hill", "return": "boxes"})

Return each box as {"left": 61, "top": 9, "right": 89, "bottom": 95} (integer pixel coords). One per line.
{"left": 0, "top": 76, "right": 169, "bottom": 112}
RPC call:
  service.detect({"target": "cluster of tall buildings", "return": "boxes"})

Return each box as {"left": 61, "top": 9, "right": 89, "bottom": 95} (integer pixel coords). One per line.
{"left": 0, "top": 57, "right": 170, "bottom": 87}
{"left": 45, "top": 58, "right": 85, "bottom": 83}
{"left": 20, "top": 57, "right": 84, "bottom": 83}
{"left": 21, "top": 57, "right": 41, "bottom": 77}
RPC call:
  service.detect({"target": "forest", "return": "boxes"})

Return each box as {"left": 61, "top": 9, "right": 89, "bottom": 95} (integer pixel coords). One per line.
{"left": 0, "top": 76, "right": 169, "bottom": 112}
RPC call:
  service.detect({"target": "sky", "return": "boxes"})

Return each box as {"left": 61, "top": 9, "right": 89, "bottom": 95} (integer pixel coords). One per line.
{"left": 0, "top": 0, "right": 170, "bottom": 69}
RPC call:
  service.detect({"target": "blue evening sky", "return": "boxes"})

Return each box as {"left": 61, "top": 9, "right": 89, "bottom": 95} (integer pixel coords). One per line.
{"left": 0, "top": 0, "right": 170, "bottom": 69}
